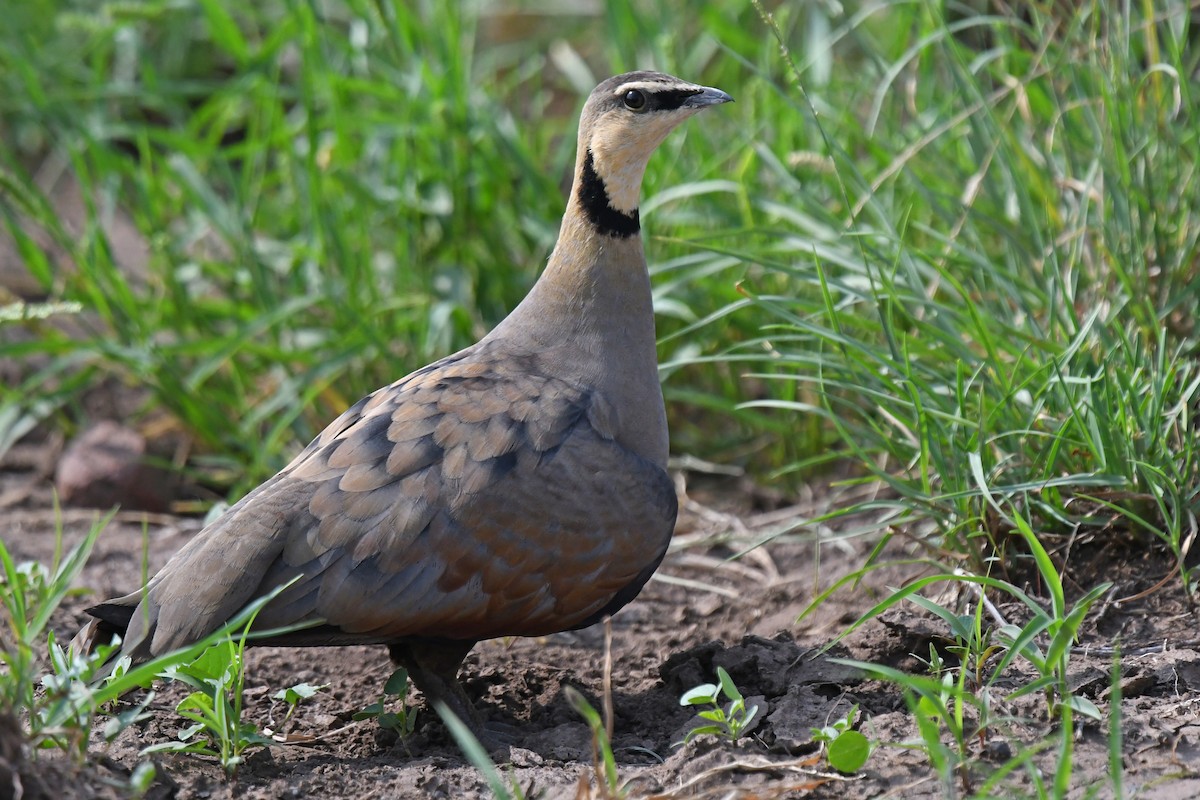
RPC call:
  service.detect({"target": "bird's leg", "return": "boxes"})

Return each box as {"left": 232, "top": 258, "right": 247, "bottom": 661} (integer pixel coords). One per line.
{"left": 387, "top": 639, "right": 509, "bottom": 750}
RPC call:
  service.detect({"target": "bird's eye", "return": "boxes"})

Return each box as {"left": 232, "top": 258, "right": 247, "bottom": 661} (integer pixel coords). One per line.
{"left": 623, "top": 89, "right": 646, "bottom": 111}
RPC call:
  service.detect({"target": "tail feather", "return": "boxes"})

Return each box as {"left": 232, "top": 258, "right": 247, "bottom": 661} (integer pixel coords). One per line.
{"left": 75, "top": 598, "right": 371, "bottom": 658}
{"left": 86, "top": 601, "right": 136, "bottom": 632}
{"left": 70, "top": 601, "right": 137, "bottom": 659}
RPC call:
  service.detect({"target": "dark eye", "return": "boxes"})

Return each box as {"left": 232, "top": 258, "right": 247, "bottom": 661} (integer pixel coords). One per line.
{"left": 623, "top": 89, "right": 646, "bottom": 110}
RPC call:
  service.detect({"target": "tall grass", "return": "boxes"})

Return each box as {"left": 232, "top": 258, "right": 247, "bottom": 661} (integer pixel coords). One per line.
{"left": 686, "top": 1, "right": 1200, "bottom": 577}
{"left": 722, "top": 5, "right": 1198, "bottom": 790}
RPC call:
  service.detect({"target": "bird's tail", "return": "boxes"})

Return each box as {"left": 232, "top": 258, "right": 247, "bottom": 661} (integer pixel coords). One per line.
{"left": 69, "top": 600, "right": 136, "bottom": 659}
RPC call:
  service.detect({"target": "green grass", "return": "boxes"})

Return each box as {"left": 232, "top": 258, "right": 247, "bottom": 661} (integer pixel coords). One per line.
{"left": 772, "top": 2, "right": 1197, "bottom": 541}
{"left": 756, "top": 1, "right": 1199, "bottom": 607}
{"left": 2, "top": 0, "right": 1198, "bottom": 797}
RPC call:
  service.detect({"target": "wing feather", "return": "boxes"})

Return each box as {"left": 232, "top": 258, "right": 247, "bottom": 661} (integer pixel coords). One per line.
{"left": 117, "top": 344, "right": 677, "bottom": 658}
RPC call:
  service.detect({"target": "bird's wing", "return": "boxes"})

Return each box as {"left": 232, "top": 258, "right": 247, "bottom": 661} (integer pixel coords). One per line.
{"left": 122, "top": 344, "right": 676, "bottom": 657}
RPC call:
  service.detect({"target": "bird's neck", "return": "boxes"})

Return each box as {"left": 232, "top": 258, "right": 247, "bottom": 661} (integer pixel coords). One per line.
{"left": 492, "top": 148, "right": 657, "bottom": 357}
{"left": 498, "top": 204, "right": 655, "bottom": 360}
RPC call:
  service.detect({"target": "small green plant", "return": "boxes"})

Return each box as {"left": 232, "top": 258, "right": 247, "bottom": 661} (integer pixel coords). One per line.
{"left": 124, "top": 761, "right": 159, "bottom": 800}
{"left": 810, "top": 705, "right": 871, "bottom": 774}
{"left": 677, "top": 666, "right": 759, "bottom": 745}
{"left": 352, "top": 667, "right": 418, "bottom": 738}
{"left": 827, "top": 538, "right": 1113, "bottom": 795}
{"left": 37, "top": 631, "right": 144, "bottom": 758}
{"left": 270, "top": 681, "right": 327, "bottom": 734}
{"left": 1107, "top": 648, "right": 1125, "bottom": 796}
{"left": 820, "top": 530, "right": 1110, "bottom": 722}
{"left": 991, "top": 512, "right": 1108, "bottom": 725}
{"left": 910, "top": 674, "right": 969, "bottom": 795}
{"left": 133, "top": 580, "right": 312, "bottom": 776}
{"left": 0, "top": 506, "right": 113, "bottom": 758}
{"left": 142, "top": 637, "right": 273, "bottom": 775}
{"left": 98, "top": 683, "right": 158, "bottom": 746}
{"left": 0, "top": 506, "right": 302, "bottom": 781}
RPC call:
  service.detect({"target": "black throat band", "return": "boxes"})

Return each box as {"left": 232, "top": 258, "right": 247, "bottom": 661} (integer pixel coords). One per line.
{"left": 577, "top": 149, "right": 640, "bottom": 238}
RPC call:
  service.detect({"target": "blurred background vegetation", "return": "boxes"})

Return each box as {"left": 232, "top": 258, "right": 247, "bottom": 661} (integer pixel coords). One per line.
{"left": 1, "top": 0, "right": 1197, "bottom": 585}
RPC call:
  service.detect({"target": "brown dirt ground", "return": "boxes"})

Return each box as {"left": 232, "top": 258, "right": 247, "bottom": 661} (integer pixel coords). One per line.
{"left": 3, "top": 443, "right": 1200, "bottom": 800}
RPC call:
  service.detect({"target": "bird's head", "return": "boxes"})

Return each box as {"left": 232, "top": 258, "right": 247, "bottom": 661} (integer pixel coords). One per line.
{"left": 575, "top": 71, "right": 733, "bottom": 221}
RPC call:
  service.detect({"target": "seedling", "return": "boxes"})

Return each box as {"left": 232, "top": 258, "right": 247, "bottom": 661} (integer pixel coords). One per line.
{"left": 39, "top": 632, "right": 149, "bottom": 758}
{"left": 137, "top": 580, "right": 312, "bottom": 776}
{"left": 0, "top": 515, "right": 310, "bottom": 780}
{"left": 0, "top": 507, "right": 113, "bottom": 759}
{"left": 270, "top": 681, "right": 327, "bottom": 732}
{"left": 811, "top": 705, "right": 871, "bottom": 774}
{"left": 142, "top": 638, "right": 273, "bottom": 775}
{"left": 352, "top": 667, "right": 418, "bottom": 737}
{"left": 125, "top": 761, "right": 158, "bottom": 800}
{"left": 678, "top": 666, "right": 759, "bottom": 745}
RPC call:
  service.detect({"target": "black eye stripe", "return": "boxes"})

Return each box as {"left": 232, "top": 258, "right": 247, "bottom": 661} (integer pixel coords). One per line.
{"left": 648, "top": 88, "right": 702, "bottom": 110}
{"left": 615, "top": 87, "right": 702, "bottom": 112}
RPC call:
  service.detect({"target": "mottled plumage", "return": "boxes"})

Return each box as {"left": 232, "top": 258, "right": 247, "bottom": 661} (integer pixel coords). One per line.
{"left": 79, "top": 70, "right": 732, "bottom": 743}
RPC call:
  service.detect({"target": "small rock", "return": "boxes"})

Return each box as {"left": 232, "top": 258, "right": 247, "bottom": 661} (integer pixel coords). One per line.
{"left": 509, "top": 747, "right": 543, "bottom": 767}
{"left": 982, "top": 738, "right": 1013, "bottom": 761}
{"left": 1120, "top": 672, "right": 1159, "bottom": 698}
{"left": 764, "top": 685, "right": 855, "bottom": 754}
{"left": 693, "top": 594, "right": 723, "bottom": 617}
{"left": 54, "top": 420, "right": 172, "bottom": 511}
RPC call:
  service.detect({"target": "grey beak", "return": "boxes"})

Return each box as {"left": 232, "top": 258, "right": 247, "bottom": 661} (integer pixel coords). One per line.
{"left": 684, "top": 85, "right": 734, "bottom": 108}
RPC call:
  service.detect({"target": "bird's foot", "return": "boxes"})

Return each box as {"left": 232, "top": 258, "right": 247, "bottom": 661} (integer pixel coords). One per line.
{"left": 425, "top": 688, "right": 516, "bottom": 756}
{"left": 388, "top": 639, "right": 517, "bottom": 756}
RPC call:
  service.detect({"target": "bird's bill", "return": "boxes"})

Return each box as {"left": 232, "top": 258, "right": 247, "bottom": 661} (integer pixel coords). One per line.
{"left": 684, "top": 86, "right": 734, "bottom": 108}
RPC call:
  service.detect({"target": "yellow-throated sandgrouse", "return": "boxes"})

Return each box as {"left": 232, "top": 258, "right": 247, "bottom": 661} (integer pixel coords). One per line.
{"left": 80, "top": 71, "right": 733, "bottom": 740}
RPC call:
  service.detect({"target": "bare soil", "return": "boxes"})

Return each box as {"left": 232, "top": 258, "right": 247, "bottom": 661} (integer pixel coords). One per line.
{"left": 3, "top": 445, "right": 1200, "bottom": 800}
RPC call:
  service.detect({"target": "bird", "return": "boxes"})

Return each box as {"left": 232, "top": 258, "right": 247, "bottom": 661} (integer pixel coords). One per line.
{"left": 78, "top": 70, "right": 733, "bottom": 742}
